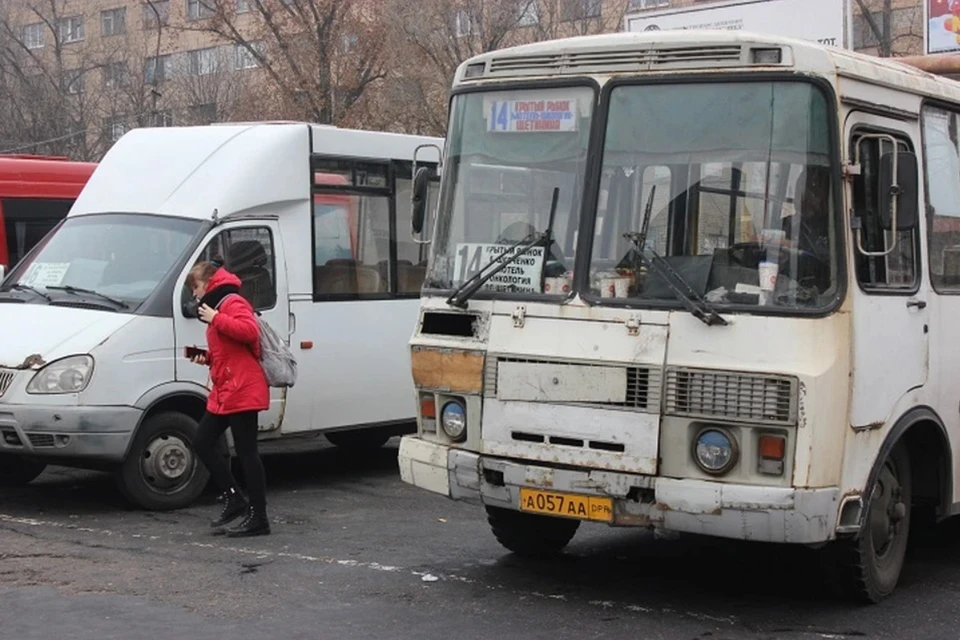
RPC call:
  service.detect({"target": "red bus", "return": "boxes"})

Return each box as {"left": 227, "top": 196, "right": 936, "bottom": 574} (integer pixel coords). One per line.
{"left": 0, "top": 155, "right": 96, "bottom": 276}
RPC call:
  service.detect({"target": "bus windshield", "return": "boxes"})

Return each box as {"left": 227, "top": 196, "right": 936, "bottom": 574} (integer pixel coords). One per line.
{"left": 3, "top": 213, "right": 201, "bottom": 307}
{"left": 591, "top": 81, "right": 838, "bottom": 310}
{"left": 426, "top": 85, "right": 595, "bottom": 293}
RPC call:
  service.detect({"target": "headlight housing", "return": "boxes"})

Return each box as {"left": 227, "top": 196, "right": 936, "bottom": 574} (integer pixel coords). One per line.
{"left": 693, "top": 428, "right": 738, "bottom": 475}
{"left": 27, "top": 355, "right": 94, "bottom": 394}
{"left": 440, "top": 401, "right": 466, "bottom": 441}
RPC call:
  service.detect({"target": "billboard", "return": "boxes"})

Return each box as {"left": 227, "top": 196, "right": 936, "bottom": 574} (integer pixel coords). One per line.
{"left": 625, "top": 0, "right": 848, "bottom": 49}
{"left": 927, "top": 0, "right": 960, "bottom": 54}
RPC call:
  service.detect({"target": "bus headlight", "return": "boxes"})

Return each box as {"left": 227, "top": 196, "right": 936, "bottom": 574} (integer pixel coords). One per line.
{"left": 27, "top": 355, "right": 94, "bottom": 394}
{"left": 440, "top": 401, "right": 467, "bottom": 441}
{"left": 693, "top": 428, "right": 738, "bottom": 475}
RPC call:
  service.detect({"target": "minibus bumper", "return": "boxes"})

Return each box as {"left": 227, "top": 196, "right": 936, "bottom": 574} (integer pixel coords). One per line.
{"left": 0, "top": 404, "right": 141, "bottom": 463}
{"left": 399, "top": 436, "right": 841, "bottom": 545}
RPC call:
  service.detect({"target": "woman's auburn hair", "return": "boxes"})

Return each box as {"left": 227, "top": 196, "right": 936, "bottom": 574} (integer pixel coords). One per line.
{"left": 185, "top": 255, "right": 224, "bottom": 290}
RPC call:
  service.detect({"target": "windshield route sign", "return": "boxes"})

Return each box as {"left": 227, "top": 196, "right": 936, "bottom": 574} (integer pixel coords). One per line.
{"left": 454, "top": 243, "right": 545, "bottom": 293}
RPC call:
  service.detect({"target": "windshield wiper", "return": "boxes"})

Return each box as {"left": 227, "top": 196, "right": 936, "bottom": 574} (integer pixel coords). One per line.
{"left": 623, "top": 187, "right": 727, "bottom": 327}
{"left": 447, "top": 188, "right": 560, "bottom": 309}
{"left": 7, "top": 283, "right": 52, "bottom": 302}
{"left": 47, "top": 285, "right": 129, "bottom": 310}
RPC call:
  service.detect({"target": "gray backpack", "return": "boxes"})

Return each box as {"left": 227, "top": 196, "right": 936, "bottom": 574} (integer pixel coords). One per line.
{"left": 256, "top": 315, "right": 297, "bottom": 388}
{"left": 220, "top": 294, "right": 297, "bottom": 388}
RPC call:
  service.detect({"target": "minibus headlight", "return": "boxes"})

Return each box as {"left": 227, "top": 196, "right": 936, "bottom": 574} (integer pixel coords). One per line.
{"left": 693, "top": 428, "right": 738, "bottom": 475}
{"left": 27, "top": 355, "right": 94, "bottom": 394}
{"left": 440, "top": 401, "right": 467, "bottom": 441}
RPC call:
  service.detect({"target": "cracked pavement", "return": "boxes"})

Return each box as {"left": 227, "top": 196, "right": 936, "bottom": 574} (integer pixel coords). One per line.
{"left": 1, "top": 438, "right": 959, "bottom": 639}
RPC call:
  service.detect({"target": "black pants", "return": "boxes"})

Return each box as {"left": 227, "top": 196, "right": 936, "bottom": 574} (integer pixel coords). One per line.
{"left": 194, "top": 410, "right": 267, "bottom": 511}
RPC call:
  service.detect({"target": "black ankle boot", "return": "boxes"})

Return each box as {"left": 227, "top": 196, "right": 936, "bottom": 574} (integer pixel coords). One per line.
{"left": 210, "top": 489, "right": 248, "bottom": 528}
{"left": 226, "top": 505, "right": 270, "bottom": 538}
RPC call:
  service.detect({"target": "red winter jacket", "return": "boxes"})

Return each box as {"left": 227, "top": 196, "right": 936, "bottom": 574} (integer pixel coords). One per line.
{"left": 202, "top": 268, "right": 269, "bottom": 415}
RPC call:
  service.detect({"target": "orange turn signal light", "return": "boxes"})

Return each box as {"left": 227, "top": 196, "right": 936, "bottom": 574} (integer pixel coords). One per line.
{"left": 420, "top": 396, "right": 437, "bottom": 419}
{"left": 758, "top": 434, "right": 785, "bottom": 460}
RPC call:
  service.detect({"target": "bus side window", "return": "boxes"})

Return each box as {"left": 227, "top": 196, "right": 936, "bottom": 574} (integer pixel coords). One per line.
{"left": 921, "top": 106, "right": 960, "bottom": 291}
{"left": 852, "top": 133, "right": 918, "bottom": 290}
{"left": 312, "top": 193, "right": 390, "bottom": 297}
{"left": 395, "top": 162, "right": 438, "bottom": 295}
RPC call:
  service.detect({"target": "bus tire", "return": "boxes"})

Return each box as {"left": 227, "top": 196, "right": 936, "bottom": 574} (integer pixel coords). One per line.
{"left": 823, "top": 443, "right": 911, "bottom": 603}
{"left": 0, "top": 453, "right": 46, "bottom": 486}
{"left": 116, "top": 411, "right": 210, "bottom": 511}
{"left": 325, "top": 429, "right": 390, "bottom": 451}
{"left": 486, "top": 506, "right": 580, "bottom": 557}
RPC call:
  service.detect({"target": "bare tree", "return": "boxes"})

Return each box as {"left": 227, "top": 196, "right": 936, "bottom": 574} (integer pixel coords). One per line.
{"left": 853, "top": 0, "right": 923, "bottom": 57}
{"left": 179, "top": 0, "right": 388, "bottom": 125}
{"left": 0, "top": 0, "right": 108, "bottom": 159}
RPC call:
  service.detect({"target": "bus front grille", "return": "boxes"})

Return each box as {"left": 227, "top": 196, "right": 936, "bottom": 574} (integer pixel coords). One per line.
{"left": 664, "top": 368, "right": 798, "bottom": 426}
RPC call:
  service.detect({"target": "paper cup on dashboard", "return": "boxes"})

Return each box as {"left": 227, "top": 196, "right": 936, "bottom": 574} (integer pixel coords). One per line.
{"left": 613, "top": 277, "right": 630, "bottom": 298}
{"left": 545, "top": 277, "right": 571, "bottom": 295}
{"left": 758, "top": 261, "right": 779, "bottom": 292}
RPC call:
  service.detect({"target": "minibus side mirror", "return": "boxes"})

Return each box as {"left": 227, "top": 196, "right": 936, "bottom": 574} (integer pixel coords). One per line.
{"left": 879, "top": 151, "right": 919, "bottom": 231}
{"left": 0, "top": 264, "right": 5, "bottom": 282}
{"left": 411, "top": 166, "right": 434, "bottom": 235}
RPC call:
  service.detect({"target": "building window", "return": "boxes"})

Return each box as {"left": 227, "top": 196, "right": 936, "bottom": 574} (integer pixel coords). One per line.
{"left": 23, "top": 23, "right": 44, "bottom": 50}
{"left": 58, "top": 16, "right": 84, "bottom": 44}
{"left": 628, "top": 0, "right": 669, "bottom": 10}
{"left": 518, "top": 1, "right": 540, "bottom": 26}
{"left": 236, "top": 0, "right": 251, "bottom": 12}
{"left": 187, "top": 47, "right": 219, "bottom": 75}
{"left": 150, "top": 110, "right": 174, "bottom": 127}
{"left": 143, "top": 1, "right": 170, "bottom": 28}
{"left": 188, "top": 102, "right": 217, "bottom": 124}
{"left": 105, "top": 117, "right": 129, "bottom": 143}
{"left": 187, "top": 0, "right": 214, "bottom": 21}
{"left": 235, "top": 42, "right": 264, "bottom": 70}
{"left": 562, "top": 0, "right": 603, "bottom": 20}
{"left": 103, "top": 62, "right": 130, "bottom": 89}
{"left": 63, "top": 69, "right": 85, "bottom": 95}
{"left": 101, "top": 8, "right": 127, "bottom": 36}
{"left": 453, "top": 10, "right": 478, "bottom": 37}
{"left": 145, "top": 55, "right": 171, "bottom": 85}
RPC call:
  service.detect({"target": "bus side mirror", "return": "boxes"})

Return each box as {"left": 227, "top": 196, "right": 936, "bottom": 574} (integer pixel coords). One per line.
{"left": 0, "top": 265, "right": 5, "bottom": 282}
{"left": 411, "top": 166, "right": 434, "bottom": 235}
{"left": 879, "top": 151, "right": 919, "bottom": 231}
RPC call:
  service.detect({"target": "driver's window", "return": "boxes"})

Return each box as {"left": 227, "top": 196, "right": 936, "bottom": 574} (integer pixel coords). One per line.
{"left": 181, "top": 226, "right": 277, "bottom": 314}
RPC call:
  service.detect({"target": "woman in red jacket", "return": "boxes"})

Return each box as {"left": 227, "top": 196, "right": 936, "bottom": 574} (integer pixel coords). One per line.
{"left": 186, "top": 258, "right": 271, "bottom": 537}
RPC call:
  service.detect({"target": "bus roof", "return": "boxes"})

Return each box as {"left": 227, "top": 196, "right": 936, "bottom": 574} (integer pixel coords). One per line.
{"left": 70, "top": 123, "right": 443, "bottom": 221}
{"left": 454, "top": 30, "right": 960, "bottom": 104}
{"left": 0, "top": 155, "right": 96, "bottom": 200}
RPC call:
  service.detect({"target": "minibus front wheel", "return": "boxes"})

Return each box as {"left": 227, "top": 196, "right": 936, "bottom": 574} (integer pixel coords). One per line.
{"left": 0, "top": 453, "right": 46, "bottom": 486}
{"left": 116, "top": 411, "right": 210, "bottom": 511}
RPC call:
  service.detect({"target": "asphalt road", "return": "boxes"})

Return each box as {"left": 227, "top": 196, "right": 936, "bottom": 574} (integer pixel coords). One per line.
{"left": 1, "top": 438, "right": 959, "bottom": 640}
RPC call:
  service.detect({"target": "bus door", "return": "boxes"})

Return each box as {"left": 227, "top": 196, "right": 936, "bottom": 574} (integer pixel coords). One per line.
{"left": 845, "top": 112, "right": 927, "bottom": 428}
{"left": 175, "top": 220, "right": 290, "bottom": 435}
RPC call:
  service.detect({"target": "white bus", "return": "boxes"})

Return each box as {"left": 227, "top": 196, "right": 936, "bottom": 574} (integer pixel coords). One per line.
{"left": 399, "top": 30, "right": 960, "bottom": 602}
{"left": 0, "top": 123, "right": 442, "bottom": 510}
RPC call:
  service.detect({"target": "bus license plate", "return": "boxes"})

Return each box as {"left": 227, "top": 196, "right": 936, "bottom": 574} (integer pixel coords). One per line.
{"left": 519, "top": 488, "right": 613, "bottom": 523}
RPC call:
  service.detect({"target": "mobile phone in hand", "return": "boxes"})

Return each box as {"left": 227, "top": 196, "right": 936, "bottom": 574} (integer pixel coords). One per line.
{"left": 184, "top": 346, "right": 207, "bottom": 359}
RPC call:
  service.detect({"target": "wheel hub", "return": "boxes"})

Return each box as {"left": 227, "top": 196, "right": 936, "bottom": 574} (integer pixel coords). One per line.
{"left": 869, "top": 461, "right": 905, "bottom": 558}
{"left": 140, "top": 434, "right": 194, "bottom": 491}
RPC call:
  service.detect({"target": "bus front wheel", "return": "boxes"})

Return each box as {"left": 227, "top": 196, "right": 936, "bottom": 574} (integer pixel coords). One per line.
{"left": 486, "top": 506, "right": 580, "bottom": 557}
{"left": 823, "top": 443, "right": 912, "bottom": 603}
